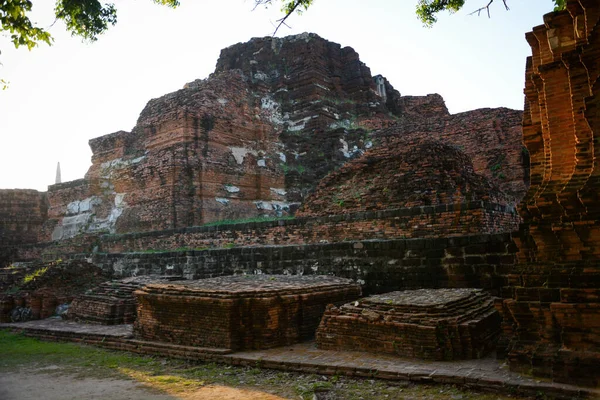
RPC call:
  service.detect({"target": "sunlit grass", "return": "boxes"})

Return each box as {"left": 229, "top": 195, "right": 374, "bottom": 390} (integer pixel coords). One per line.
{"left": 0, "top": 330, "right": 532, "bottom": 400}
{"left": 22, "top": 267, "right": 48, "bottom": 284}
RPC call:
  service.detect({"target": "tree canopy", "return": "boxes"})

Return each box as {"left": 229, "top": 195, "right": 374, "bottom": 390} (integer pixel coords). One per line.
{"left": 1, "top": 0, "right": 179, "bottom": 51}
{"left": 1, "top": 0, "right": 568, "bottom": 53}
{"left": 0, "top": 0, "right": 179, "bottom": 88}
{"left": 257, "top": 0, "right": 567, "bottom": 30}
{"left": 0, "top": 0, "right": 568, "bottom": 89}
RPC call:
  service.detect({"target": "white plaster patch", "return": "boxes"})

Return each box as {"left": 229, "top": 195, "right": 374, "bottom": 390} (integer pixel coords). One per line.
{"left": 114, "top": 193, "right": 126, "bottom": 207}
{"left": 278, "top": 152, "right": 287, "bottom": 163}
{"left": 270, "top": 188, "right": 287, "bottom": 196}
{"left": 100, "top": 156, "right": 146, "bottom": 179}
{"left": 261, "top": 96, "right": 284, "bottom": 125}
{"left": 339, "top": 138, "right": 362, "bottom": 158}
{"left": 229, "top": 147, "right": 258, "bottom": 165}
{"left": 286, "top": 116, "right": 312, "bottom": 132}
{"left": 217, "top": 98, "right": 229, "bottom": 105}
{"left": 257, "top": 159, "right": 266, "bottom": 167}
{"left": 224, "top": 184, "right": 240, "bottom": 193}
{"left": 314, "top": 83, "right": 330, "bottom": 91}
{"left": 216, "top": 197, "right": 230, "bottom": 205}
{"left": 53, "top": 193, "right": 127, "bottom": 240}
{"left": 254, "top": 71, "right": 269, "bottom": 81}
{"left": 254, "top": 201, "right": 273, "bottom": 211}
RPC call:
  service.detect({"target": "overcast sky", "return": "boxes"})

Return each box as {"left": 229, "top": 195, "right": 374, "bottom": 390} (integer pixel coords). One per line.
{"left": 0, "top": 0, "right": 555, "bottom": 191}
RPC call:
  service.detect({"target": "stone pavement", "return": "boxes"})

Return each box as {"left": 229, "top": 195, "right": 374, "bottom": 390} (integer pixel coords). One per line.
{"left": 1, "top": 319, "right": 598, "bottom": 399}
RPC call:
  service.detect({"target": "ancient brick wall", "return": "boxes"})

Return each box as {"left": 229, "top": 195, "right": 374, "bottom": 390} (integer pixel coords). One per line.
{"left": 86, "top": 233, "right": 517, "bottom": 296}
{"left": 298, "top": 138, "right": 514, "bottom": 217}
{"left": 0, "top": 190, "right": 47, "bottom": 266}
{"left": 374, "top": 108, "right": 526, "bottom": 204}
{"left": 498, "top": 0, "right": 600, "bottom": 386}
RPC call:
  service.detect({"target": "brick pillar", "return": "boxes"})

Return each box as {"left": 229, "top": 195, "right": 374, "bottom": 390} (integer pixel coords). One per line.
{"left": 501, "top": 0, "right": 600, "bottom": 386}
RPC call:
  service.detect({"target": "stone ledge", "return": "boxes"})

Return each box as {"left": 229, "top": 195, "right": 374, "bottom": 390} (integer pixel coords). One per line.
{"left": 1, "top": 320, "right": 596, "bottom": 400}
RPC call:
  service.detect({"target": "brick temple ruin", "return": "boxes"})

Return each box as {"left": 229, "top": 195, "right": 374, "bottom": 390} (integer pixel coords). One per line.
{"left": 317, "top": 288, "right": 500, "bottom": 361}
{"left": 1, "top": 0, "right": 600, "bottom": 389}
{"left": 134, "top": 275, "right": 360, "bottom": 351}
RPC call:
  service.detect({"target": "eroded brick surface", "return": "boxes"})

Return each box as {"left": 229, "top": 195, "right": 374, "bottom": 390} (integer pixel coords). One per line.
{"left": 0, "top": 33, "right": 525, "bottom": 249}
{"left": 0, "top": 190, "right": 47, "bottom": 266}
{"left": 297, "top": 137, "right": 516, "bottom": 220}
{"left": 0, "top": 260, "right": 110, "bottom": 322}
{"left": 67, "top": 275, "right": 182, "bottom": 325}
{"left": 134, "top": 274, "right": 361, "bottom": 350}
{"left": 498, "top": 1, "right": 600, "bottom": 386}
{"left": 316, "top": 289, "right": 500, "bottom": 361}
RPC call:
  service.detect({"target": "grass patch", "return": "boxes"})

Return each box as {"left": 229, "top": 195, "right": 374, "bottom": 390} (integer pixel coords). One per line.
{"left": 200, "top": 215, "right": 294, "bottom": 228}
{"left": 22, "top": 267, "right": 48, "bottom": 284}
{"left": 0, "top": 330, "right": 532, "bottom": 400}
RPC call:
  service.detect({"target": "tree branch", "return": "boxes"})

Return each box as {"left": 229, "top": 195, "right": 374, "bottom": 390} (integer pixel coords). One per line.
{"left": 469, "top": 0, "right": 509, "bottom": 18}
{"left": 253, "top": 0, "right": 304, "bottom": 36}
{"left": 273, "top": 0, "right": 302, "bottom": 36}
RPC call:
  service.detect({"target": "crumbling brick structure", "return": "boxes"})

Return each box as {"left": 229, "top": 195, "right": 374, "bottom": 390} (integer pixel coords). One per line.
{"left": 297, "top": 137, "right": 520, "bottom": 235}
{"left": 0, "top": 190, "right": 47, "bottom": 266}
{"left": 498, "top": 0, "right": 600, "bottom": 386}
{"left": 67, "top": 276, "right": 181, "bottom": 325}
{"left": 134, "top": 275, "right": 360, "bottom": 350}
{"left": 316, "top": 288, "right": 500, "bottom": 360}
{"left": 0, "top": 33, "right": 522, "bottom": 248}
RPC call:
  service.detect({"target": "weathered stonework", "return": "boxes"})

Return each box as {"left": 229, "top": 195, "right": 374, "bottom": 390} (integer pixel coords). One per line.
{"left": 298, "top": 137, "right": 514, "bottom": 215}
{"left": 133, "top": 275, "right": 361, "bottom": 350}
{"left": 76, "top": 234, "right": 518, "bottom": 296}
{"left": 0, "top": 260, "right": 110, "bottom": 323}
{"left": 67, "top": 276, "right": 181, "bottom": 325}
{"left": 0, "top": 33, "right": 522, "bottom": 245}
{"left": 0, "top": 190, "right": 47, "bottom": 266}
{"left": 373, "top": 108, "right": 527, "bottom": 204}
{"left": 316, "top": 289, "right": 501, "bottom": 360}
{"left": 498, "top": 0, "right": 600, "bottom": 386}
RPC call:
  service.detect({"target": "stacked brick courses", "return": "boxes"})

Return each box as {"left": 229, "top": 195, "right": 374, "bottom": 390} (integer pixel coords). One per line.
{"left": 298, "top": 137, "right": 513, "bottom": 216}
{"left": 81, "top": 234, "right": 518, "bottom": 296}
{"left": 497, "top": 0, "right": 600, "bottom": 386}
{"left": 8, "top": 33, "right": 525, "bottom": 245}
{"left": 0, "top": 260, "right": 110, "bottom": 322}
{"left": 316, "top": 288, "right": 501, "bottom": 360}
{"left": 0, "top": 190, "right": 48, "bottom": 266}
{"left": 374, "top": 108, "right": 526, "bottom": 204}
{"left": 68, "top": 276, "right": 182, "bottom": 325}
{"left": 134, "top": 275, "right": 361, "bottom": 350}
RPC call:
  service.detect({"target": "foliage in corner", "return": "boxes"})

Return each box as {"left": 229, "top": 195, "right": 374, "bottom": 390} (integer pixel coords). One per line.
{"left": 416, "top": 0, "right": 567, "bottom": 26}
{"left": 0, "top": 0, "right": 180, "bottom": 50}
{"left": 256, "top": 1, "right": 568, "bottom": 29}
{"left": 416, "top": 0, "right": 466, "bottom": 27}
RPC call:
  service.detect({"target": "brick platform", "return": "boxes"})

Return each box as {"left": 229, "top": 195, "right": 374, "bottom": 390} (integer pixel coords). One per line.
{"left": 68, "top": 275, "right": 184, "bottom": 325}
{"left": 317, "top": 289, "right": 500, "bottom": 361}
{"left": 134, "top": 274, "right": 361, "bottom": 351}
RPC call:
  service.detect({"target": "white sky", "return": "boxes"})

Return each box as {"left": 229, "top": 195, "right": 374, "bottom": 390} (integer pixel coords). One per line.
{"left": 0, "top": 0, "right": 554, "bottom": 191}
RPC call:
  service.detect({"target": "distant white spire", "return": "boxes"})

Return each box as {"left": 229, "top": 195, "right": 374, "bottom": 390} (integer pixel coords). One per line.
{"left": 55, "top": 162, "right": 61, "bottom": 184}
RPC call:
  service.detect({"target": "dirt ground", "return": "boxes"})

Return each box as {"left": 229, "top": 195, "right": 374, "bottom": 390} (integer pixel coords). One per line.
{"left": 0, "top": 370, "right": 288, "bottom": 400}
